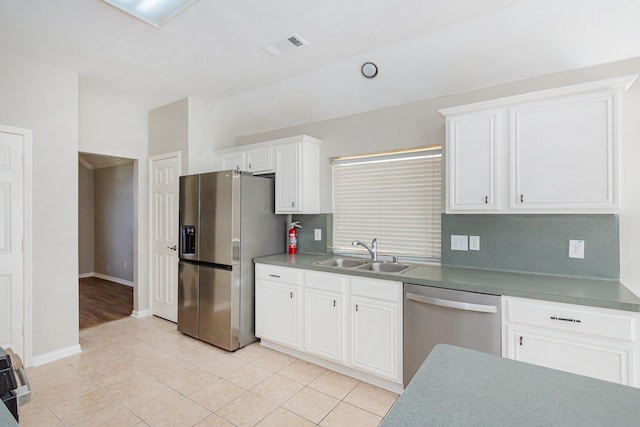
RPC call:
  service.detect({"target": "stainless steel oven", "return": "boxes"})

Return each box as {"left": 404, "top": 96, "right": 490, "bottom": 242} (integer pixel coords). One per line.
{"left": 403, "top": 283, "right": 501, "bottom": 386}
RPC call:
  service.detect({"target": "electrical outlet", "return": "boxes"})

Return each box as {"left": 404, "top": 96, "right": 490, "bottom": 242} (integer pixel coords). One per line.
{"left": 469, "top": 236, "right": 480, "bottom": 251}
{"left": 314, "top": 229, "right": 322, "bottom": 241}
{"left": 107, "top": 264, "right": 110, "bottom": 272}
{"left": 569, "top": 240, "right": 585, "bottom": 259}
{"left": 124, "top": 261, "right": 128, "bottom": 269}
{"left": 451, "top": 235, "right": 468, "bottom": 251}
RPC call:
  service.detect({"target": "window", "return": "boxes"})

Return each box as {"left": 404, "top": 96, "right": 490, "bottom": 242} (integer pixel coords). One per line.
{"left": 332, "top": 147, "right": 442, "bottom": 261}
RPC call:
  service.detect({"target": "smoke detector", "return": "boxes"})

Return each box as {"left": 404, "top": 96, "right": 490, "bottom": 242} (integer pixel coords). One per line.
{"left": 261, "top": 33, "right": 309, "bottom": 56}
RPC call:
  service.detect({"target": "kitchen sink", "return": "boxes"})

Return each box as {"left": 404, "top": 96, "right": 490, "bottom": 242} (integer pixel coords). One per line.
{"left": 313, "top": 258, "right": 368, "bottom": 268}
{"left": 356, "top": 262, "right": 415, "bottom": 274}
{"left": 313, "top": 258, "right": 415, "bottom": 274}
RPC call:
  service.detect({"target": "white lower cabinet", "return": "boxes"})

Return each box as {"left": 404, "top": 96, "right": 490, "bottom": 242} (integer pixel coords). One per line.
{"left": 255, "top": 265, "right": 302, "bottom": 349}
{"left": 350, "top": 276, "right": 401, "bottom": 381}
{"left": 351, "top": 296, "right": 398, "bottom": 380}
{"left": 255, "top": 264, "right": 403, "bottom": 389}
{"left": 503, "top": 296, "right": 640, "bottom": 386}
{"left": 304, "top": 271, "right": 347, "bottom": 363}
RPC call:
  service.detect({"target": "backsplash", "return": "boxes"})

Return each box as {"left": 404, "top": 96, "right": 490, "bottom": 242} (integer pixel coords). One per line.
{"left": 291, "top": 213, "right": 333, "bottom": 254}
{"left": 441, "top": 214, "right": 619, "bottom": 279}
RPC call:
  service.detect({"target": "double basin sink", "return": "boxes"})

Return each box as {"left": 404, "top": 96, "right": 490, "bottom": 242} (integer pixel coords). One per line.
{"left": 312, "top": 258, "right": 415, "bottom": 274}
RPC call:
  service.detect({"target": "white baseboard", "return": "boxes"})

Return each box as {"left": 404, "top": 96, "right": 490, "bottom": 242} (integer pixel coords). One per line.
{"left": 131, "top": 309, "right": 150, "bottom": 318}
{"left": 81, "top": 272, "right": 134, "bottom": 287}
{"left": 31, "top": 344, "right": 82, "bottom": 367}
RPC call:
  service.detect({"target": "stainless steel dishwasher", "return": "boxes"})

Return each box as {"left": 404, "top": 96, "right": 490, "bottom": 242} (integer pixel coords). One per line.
{"left": 404, "top": 283, "right": 501, "bottom": 386}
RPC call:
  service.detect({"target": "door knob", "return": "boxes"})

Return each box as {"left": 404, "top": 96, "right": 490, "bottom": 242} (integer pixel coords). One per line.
{"left": 167, "top": 245, "right": 177, "bottom": 251}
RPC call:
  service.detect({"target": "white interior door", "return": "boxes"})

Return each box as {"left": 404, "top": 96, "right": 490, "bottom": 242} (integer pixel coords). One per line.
{"left": 0, "top": 128, "right": 25, "bottom": 359}
{"left": 150, "top": 153, "right": 181, "bottom": 322}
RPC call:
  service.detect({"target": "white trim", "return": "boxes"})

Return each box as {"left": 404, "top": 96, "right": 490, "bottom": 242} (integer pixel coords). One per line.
{"left": 31, "top": 344, "right": 82, "bottom": 367}
{"left": 78, "top": 273, "right": 93, "bottom": 279}
{"left": 439, "top": 75, "right": 639, "bottom": 116}
{"left": 148, "top": 152, "right": 182, "bottom": 319}
{"left": 131, "top": 309, "right": 150, "bottom": 318}
{"left": 88, "top": 273, "right": 134, "bottom": 287}
{"left": 0, "top": 125, "right": 33, "bottom": 368}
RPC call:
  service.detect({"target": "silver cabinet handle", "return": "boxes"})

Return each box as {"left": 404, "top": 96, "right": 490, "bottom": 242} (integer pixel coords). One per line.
{"left": 406, "top": 292, "right": 497, "bottom": 314}
{"left": 550, "top": 316, "right": 581, "bottom": 323}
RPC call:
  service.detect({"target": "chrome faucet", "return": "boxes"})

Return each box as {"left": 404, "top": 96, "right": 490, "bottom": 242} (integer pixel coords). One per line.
{"left": 352, "top": 238, "right": 378, "bottom": 261}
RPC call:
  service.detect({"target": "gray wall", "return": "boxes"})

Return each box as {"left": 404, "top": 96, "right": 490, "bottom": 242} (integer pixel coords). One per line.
{"left": 441, "top": 214, "right": 619, "bottom": 279}
{"left": 149, "top": 97, "right": 188, "bottom": 173}
{"left": 78, "top": 162, "right": 95, "bottom": 275}
{"left": 94, "top": 163, "right": 134, "bottom": 282}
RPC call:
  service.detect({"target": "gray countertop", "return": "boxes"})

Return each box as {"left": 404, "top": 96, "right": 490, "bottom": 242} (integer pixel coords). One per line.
{"left": 0, "top": 402, "right": 18, "bottom": 427}
{"left": 253, "top": 253, "right": 640, "bottom": 312}
{"left": 380, "top": 344, "right": 640, "bottom": 427}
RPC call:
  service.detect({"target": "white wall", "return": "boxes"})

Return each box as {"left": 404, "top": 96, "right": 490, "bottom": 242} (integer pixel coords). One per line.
{"left": 187, "top": 97, "right": 216, "bottom": 174}
{"left": 620, "top": 72, "right": 640, "bottom": 297}
{"left": 78, "top": 162, "right": 94, "bottom": 275}
{"left": 79, "top": 86, "right": 149, "bottom": 315}
{"left": 236, "top": 58, "right": 640, "bottom": 297}
{"left": 210, "top": 0, "right": 640, "bottom": 150}
{"left": 0, "top": 49, "right": 79, "bottom": 361}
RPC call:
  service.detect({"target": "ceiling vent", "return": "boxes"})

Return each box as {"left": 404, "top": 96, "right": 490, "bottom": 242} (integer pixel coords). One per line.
{"left": 261, "top": 33, "right": 309, "bottom": 56}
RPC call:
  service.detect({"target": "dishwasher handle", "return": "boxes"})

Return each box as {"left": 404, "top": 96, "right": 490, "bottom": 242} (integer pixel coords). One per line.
{"left": 406, "top": 292, "right": 498, "bottom": 314}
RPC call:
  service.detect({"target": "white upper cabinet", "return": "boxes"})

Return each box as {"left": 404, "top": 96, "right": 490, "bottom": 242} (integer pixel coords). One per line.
{"left": 510, "top": 92, "right": 617, "bottom": 211}
{"left": 215, "top": 135, "right": 321, "bottom": 214}
{"left": 217, "top": 151, "right": 245, "bottom": 172}
{"left": 441, "top": 75, "right": 637, "bottom": 214}
{"left": 216, "top": 145, "right": 274, "bottom": 174}
{"left": 275, "top": 136, "right": 321, "bottom": 214}
{"left": 246, "top": 146, "right": 274, "bottom": 174}
{"left": 446, "top": 111, "right": 500, "bottom": 211}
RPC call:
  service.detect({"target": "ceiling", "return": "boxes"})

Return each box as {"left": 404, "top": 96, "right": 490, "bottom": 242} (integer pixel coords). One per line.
{"left": 79, "top": 152, "right": 132, "bottom": 169}
{"left": 0, "top": 0, "right": 529, "bottom": 110}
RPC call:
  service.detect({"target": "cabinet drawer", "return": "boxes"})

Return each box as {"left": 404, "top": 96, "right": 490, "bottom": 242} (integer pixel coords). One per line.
{"left": 305, "top": 271, "right": 346, "bottom": 293}
{"left": 505, "top": 298, "right": 635, "bottom": 342}
{"left": 351, "top": 278, "right": 400, "bottom": 302}
{"left": 255, "top": 264, "right": 302, "bottom": 285}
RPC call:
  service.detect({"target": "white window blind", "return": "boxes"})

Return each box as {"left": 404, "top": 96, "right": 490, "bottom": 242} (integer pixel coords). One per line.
{"left": 332, "top": 148, "right": 442, "bottom": 261}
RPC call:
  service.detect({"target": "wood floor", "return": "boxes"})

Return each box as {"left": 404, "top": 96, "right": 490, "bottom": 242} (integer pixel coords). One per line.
{"left": 79, "top": 276, "right": 133, "bottom": 329}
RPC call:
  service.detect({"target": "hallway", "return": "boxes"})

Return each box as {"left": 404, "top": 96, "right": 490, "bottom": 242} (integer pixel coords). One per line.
{"left": 79, "top": 277, "right": 133, "bottom": 329}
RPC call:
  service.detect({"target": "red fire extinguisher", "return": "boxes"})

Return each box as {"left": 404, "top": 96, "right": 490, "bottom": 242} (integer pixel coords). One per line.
{"left": 288, "top": 221, "right": 302, "bottom": 254}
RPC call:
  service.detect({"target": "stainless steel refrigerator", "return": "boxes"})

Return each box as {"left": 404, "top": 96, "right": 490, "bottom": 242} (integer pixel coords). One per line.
{"left": 178, "top": 170, "right": 285, "bottom": 351}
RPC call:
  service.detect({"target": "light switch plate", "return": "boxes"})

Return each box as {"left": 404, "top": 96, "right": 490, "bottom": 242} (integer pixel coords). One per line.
{"left": 451, "top": 235, "right": 468, "bottom": 251}
{"left": 569, "top": 239, "right": 585, "bottom": 259}
{"left": 469, "top": 236, "right": 480, "bottom": 251}
{"left": 314, "top": 229, "right": 322, "bottom": 241}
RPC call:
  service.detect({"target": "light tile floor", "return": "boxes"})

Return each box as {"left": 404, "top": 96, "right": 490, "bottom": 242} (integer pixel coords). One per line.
{"left": 20, "top": 316, "right": 398, "bottom": 426}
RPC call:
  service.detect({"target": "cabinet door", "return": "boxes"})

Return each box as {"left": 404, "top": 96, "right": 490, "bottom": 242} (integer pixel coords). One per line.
{"left": 218, "top": 152, "right": 246, "bottom": 172}
{"left": 275, "top": 143, "right": 301, "bottom": 213}
{"left": 447, "top": 111, "right": 500, "bottom": 212}
{"left": 305, "top": 290, "right": 345, "bottom": 363}
{"left": 351, "top": 296, "right": 399, "bottom": 381}
{"left": 255, "top": 281, "right": 301, "bottom": 348}
{"left": 510, "top": 92, "right": 618, "bottom": 211}
{"left": 507, "top": 327, "right": 633, "bottom": 385}
{"left": 247, "top": 147, "right": 274, "bottom": 174}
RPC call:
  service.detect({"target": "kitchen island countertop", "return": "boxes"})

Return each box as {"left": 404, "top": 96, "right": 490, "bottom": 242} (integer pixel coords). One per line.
{"left": 0, "top": 401, "right": 17, "bottom": 427}
{"left": 380, "top": 344, "right": 640, "bottom": 426}
{"left": 254, "top": 253, "right": 640, "bottom": 312}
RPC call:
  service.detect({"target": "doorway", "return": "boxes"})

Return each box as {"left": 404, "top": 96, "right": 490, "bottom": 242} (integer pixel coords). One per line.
{"left": 78, "top": 152, "right": 134, "bottom": 329}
